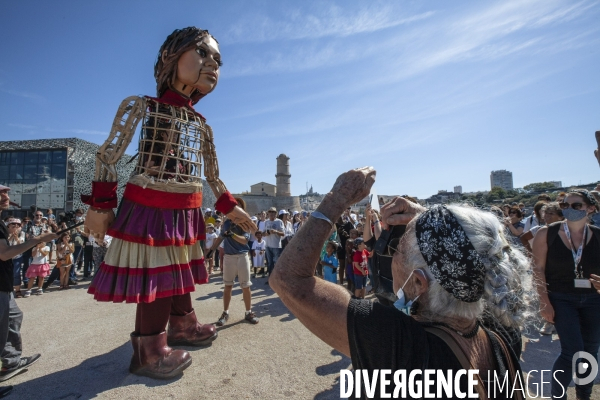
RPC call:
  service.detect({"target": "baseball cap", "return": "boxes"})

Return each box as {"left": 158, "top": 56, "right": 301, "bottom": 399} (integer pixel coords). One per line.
{"left": 205, "top": 208, "right": 212, "bottom": 212}
{"left": 278, "top": 209, "right": 289, "bottom": 216}
{"left": 354, "top": 237, "right": 365, "bottom": 246}
{"left": 206, "top": 223, "right": 214, "bottom": 229}
{"left": 0, "top": 184, "right": 10, "bottom": 192}
{"left": 6, "top": 218, "right": 21, "bottom": 225}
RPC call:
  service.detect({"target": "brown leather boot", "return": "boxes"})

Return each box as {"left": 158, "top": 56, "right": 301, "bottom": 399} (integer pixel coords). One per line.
{"left": 167, "top": 309, "right": 218, "bottom": 346}
{"left": 129, "top": 331, "right": 192, "bottom": 379}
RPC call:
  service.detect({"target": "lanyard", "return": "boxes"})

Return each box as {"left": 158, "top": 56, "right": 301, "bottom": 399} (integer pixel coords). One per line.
{"left": 563, "top": 222, "right": 588, "bottom": 279}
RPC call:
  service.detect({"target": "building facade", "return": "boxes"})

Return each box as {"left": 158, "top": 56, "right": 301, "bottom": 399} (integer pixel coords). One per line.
{"left": 490, "top": 170, "right": 514, "bottom": 191}
{"left": 250, "top": 182, "right": 276, "bottom": 197}
{"left": 0, "top": 138, "right": 136, "bottom": 219}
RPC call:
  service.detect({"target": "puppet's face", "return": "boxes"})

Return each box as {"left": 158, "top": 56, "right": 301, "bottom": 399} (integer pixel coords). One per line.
{"left": 173, "top": 36, "right": 221, "bottom": 96}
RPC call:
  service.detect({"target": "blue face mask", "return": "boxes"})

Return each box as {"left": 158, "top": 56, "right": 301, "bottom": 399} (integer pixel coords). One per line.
{"left": 394, "top": 270, "right": 423, "bottom": 315}
{"left": 562, "top": 208, "right": 588, "bottom": 222}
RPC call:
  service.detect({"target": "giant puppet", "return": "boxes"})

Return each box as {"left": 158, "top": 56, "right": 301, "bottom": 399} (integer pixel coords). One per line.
{"left": 81, "top": 27, "right": 256, "bottom": 379}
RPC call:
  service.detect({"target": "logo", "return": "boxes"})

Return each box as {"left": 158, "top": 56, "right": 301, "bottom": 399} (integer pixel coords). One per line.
{"left": 572, "top": 351, "right": 599, "bottom": 386}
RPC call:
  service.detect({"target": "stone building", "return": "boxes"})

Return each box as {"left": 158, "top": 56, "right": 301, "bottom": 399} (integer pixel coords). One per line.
{"left": 250, "top": 182, "right": 276, "bottom": 197}
{"left": 237, "top": 153, "right": 301, "bottom": 215}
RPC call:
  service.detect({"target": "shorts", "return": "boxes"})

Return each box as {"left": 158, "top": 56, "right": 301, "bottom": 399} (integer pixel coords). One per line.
{"left": 223, "top": 253, "right": 252, "bottom": 289}
{"left": 354, "top": 275, "right": 368, "bottom": 290}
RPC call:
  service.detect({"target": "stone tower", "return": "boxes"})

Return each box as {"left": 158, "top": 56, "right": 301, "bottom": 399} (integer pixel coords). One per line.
{"left": 275, "top": 154, "right": 291, "bottom": 197}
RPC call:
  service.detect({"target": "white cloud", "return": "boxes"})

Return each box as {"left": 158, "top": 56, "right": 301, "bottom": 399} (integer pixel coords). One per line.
{"left": 0, "top": 88, "right": 45, "bottom": 102}
{"left": 222, "top": 4, "right": 435, "bottom": 44}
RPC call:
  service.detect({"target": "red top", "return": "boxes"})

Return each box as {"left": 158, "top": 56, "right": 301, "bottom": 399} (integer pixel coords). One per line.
{"left": 352, "top": 249, "right": 369, "bottom": 276}
{"left": 145, "top": 89, "right": 206, "bottom": 120}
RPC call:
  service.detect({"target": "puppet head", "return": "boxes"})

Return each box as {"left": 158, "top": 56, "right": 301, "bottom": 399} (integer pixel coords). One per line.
{"left": 155, "top": 27, "right": 221, "bottom": 105}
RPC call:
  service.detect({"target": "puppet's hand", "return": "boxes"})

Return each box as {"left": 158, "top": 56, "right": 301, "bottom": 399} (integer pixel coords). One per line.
{"left": 227, "top": 206, "right": 257, "bottom": 233}
{"left": 85, "top": 208, "right": 115, "bottom": 241}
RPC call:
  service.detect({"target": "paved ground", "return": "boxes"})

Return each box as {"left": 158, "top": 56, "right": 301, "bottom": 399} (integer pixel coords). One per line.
{"left": 5, "top": 271, "right": 600, "bottom": 399}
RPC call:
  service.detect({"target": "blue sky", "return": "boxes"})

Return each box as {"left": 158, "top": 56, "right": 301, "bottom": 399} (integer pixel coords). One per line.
{"left": 1, "top": 1, "right": 599, "bottom": 198}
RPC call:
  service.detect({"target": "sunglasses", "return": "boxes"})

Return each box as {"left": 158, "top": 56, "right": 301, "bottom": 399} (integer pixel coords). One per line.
{"left": 8, "top": 223, "right": 20, "bottom": 227}
{"left": 559, "top": 202, "right": 585, "bottom": 210}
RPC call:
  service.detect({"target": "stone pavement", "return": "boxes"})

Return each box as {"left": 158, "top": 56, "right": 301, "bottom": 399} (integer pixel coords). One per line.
{"left": 5, "top": 273, "right": 600, "bottom": 399}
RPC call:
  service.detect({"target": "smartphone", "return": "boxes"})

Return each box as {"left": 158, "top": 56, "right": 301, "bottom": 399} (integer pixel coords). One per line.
{"left": 55, "top": 221, "right": 85, "bottom": 235}
{"left": 369, "top": 188, "right": 380, "bottom": 212}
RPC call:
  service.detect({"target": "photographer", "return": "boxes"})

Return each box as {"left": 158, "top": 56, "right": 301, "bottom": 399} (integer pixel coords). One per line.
{"left": 0, "top": 184, "right": 55, "bottom": 387}
{"left": 270, "top": 168, "right": 532, "bottom": 399}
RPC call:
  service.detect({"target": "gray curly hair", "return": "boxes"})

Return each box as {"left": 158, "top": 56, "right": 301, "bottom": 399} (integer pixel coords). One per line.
{"left": 402, "top": 204, "right": 536, "bottom": 329}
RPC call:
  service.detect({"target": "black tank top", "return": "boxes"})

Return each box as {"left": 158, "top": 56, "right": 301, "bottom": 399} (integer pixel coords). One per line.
{"left": 545, "top": 223, "right": 600, "bottom": 294}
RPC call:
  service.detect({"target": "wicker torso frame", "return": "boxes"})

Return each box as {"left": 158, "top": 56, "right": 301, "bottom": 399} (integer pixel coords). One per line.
{"left": 136, "top": 98, "right": 205, "bottom": 183}
{"left": 95, "top": 95, "right": 226, "bottom": 197}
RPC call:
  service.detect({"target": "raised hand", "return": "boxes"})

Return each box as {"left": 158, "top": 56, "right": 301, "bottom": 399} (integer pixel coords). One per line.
{"left": 380, "top": 196, "right": 426, "bottom": 230}
{"left": 329, "top": 167, "right": 376, "bottom": 210}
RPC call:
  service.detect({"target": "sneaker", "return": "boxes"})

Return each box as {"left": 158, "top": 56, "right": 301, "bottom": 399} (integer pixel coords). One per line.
{"left": 23, "top": 290, "right": 31, "bottom": 298}
{"left": 244, "top": 312, "right": 259, "bottom": 324}
{"left": 539, "top": 322, "right": 556, "bottom": 335}
{"left": 0, "top": 354, "right": 41, "bottom": 382}
{"left": 35, "top": 288, "right": 43, "bottom": 295}
{"left": 216, "top": 312, "right": 229, "bottom": 327}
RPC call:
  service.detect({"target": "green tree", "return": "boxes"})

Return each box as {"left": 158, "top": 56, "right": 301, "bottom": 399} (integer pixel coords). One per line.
{"left": 523, "top": 182, "right": 558, "bottom": 192}
{"left": 486, "top": 186, "right": 506, "bottom": 202}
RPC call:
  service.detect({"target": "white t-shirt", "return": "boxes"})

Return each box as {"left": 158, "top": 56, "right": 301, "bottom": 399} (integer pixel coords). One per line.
{"left": 205, "top": 232, "right": 218, "bottom": 249}
{"left": 252, "top": 239, "right": 266, "bottom": 253}
{"left": 32, "top": 246, "right": 50, "bottom": 265}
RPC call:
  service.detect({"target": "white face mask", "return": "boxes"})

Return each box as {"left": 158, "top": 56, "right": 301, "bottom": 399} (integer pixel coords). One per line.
{"left": 393, "top": 269, "right": 425, "bottom": 315}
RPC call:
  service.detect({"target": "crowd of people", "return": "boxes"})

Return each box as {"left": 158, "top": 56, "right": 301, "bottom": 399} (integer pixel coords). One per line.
{"left": 3, "top": 208, "right": 111, "bottom": 297}
{"left": 3, "top": 176, "right": 600, "bottom": 398}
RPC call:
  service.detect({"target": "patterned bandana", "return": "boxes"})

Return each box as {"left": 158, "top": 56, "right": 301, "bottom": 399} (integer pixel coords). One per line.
{"left": 415, "top": 205, "right": 486, "bottom": 303}
{"left": 569, "top": 189, "right": 597, "bottom": 206}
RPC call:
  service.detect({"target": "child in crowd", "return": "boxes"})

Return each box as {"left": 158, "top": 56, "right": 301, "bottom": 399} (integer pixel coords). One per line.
{"left": 204, "top": 223, "right": 218, "bottom": 274}
{"left": 24, "top": 242, "right": 51, "bottom": 296}
{"left": 56, "top": 233, "right": 74, "bottom": 290}
{"left": 251, "top": 231, "right": 266, "bottom": 276}
{"left": 352, "top": 238, "right": 369, "bottom": 299}
{"left": 321, "top": 241, "right": 339, "bottom": 284}
{"left": 7, "top": 218, "right": 25, "bottom": 296}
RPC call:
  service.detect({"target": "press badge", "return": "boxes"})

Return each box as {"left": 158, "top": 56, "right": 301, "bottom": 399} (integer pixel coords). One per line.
{"left": 575, "top": 279, "right": 592, "bottom": 289}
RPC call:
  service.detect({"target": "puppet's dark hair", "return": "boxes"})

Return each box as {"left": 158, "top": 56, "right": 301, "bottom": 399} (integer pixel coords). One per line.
{"left": 154, "top": 27, "right": 219, "bottom": 104}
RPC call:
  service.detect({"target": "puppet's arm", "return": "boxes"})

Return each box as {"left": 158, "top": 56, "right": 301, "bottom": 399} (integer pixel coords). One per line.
{"left": 81, "top": 96, "right": 145, "bottom": 239}
{"left": 95, "top": 96, "right": 146, "bottom": 182}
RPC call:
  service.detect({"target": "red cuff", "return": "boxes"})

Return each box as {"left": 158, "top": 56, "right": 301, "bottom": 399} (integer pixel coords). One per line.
{"left": 81, "top": 181, "right": 118, "bottom": 209}
{"left": 215, "top": 191, "right": 238, "bottom": 214}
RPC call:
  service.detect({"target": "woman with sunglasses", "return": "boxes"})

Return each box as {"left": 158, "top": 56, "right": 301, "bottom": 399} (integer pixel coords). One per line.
{"left": 504, "top": 207, "right": 524, "bottom": 247}
{"left": 532, "top": 189, "right": 600, "bottom": 400}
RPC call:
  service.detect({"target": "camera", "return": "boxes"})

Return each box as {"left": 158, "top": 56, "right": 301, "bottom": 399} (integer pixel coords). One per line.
{"left": 58, "top": 211, "right": 76, "bottom": 225}
{"left": 372, "top": 225, "right": 407, "bottom": 305}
